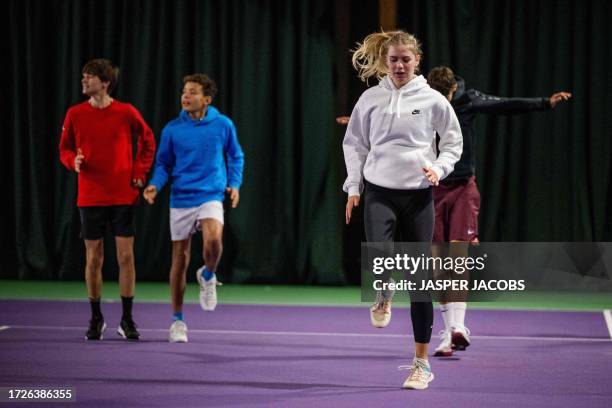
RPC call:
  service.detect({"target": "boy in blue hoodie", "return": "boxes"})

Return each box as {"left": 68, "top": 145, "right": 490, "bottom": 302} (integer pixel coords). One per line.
{"left": 144, "top": 74, "right": 244, "bottom": 343}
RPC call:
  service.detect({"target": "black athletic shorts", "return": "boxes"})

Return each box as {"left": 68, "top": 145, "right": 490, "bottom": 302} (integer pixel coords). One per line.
{"left": 79, "top": 205, "right": 135, "bottom": 240}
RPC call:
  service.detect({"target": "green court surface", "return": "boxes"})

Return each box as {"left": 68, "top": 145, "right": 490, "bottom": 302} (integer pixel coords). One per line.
{"left": 0, "top": 280, "right": 610, "bottom": 311}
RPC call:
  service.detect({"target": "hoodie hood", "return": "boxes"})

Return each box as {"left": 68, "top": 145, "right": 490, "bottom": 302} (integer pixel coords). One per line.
{"left": 179, "top": 105, "right": 221, "bottom": 125}
{"left": 451, "top": 75, "right": 473, "bottom": 109}
{"left": 379, "top": 75, "right": 429, "bottom": 118}
{"left": 453, "top": 75, "right": 466, "bottom": 99}
{"left": 380, "top": 74, "right": 429, "bottom": 93}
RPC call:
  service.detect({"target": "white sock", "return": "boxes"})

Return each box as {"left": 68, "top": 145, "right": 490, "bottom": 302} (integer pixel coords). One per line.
{"left": 453, "top": 302, "right": 467, "bottom": 329}
{"left": 440, "top": 303, "right": 454, "bottom": 332}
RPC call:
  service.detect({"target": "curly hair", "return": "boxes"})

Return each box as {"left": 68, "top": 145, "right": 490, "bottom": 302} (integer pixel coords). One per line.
{"left": 183, "top": 74, "right": 217, "bottom": 98}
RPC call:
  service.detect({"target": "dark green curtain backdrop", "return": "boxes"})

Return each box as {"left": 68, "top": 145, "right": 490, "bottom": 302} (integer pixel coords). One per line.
{"left": 397, "top": 0, "right": 612, "bottom": 241}
{"left": 4, "top": 0, "right": 611, "bottom": 283}
{"left": 4, "top": 0, "right": 345, "bottom": 283}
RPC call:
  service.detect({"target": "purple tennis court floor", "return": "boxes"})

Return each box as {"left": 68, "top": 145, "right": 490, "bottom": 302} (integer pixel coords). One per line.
{"left": 1, "top": 300, "right": 611, "bottom": 407}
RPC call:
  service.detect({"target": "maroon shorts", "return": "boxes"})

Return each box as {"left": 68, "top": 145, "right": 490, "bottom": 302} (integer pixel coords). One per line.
{"left": 433, "top": 176, "right": 481, "bottom": 242}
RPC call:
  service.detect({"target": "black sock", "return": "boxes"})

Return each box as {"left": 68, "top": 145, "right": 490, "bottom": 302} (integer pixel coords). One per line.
{"left": 121, "top": 296, "right": 133, "bottom": 321}
{"left": 89, "top": 298, "right": 103, "bottom": 320}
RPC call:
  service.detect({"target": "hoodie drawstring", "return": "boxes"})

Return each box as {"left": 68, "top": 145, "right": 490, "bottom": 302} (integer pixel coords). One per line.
{"left": 383, "top": 75, "right": 429, "bottom": 118}
{"left": 396, "top": 90, "right": 403, "bottom": 118}
{"left": 388, "top": 90, "right": 405, "bottom": 118}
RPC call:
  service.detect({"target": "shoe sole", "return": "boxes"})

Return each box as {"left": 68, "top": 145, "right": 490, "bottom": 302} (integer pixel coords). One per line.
{"left": 85, "top": 322, "right": 107, "bottom": 340}
{"left": 371, "top": 320, "right": 390, "bottom": 328}
{"left": 117, "top": 327, "right": 140, "bottom": 341}
{"left": 200, "top": 301, "right": 217, "bottom": 312}
{"left": 451, "top": 332, "right": 470, "bottom": 349}
{"left": 370, "top": 309, "right": 391, "bottom": 328}
{"left": 433, "top": 349, "right": 453, "bottom": 357}
{"left": 402, "top": 373, "right": 434, "bottom": 390}
{"left": 200, "top": 297, "right": 217, "bottom": 311}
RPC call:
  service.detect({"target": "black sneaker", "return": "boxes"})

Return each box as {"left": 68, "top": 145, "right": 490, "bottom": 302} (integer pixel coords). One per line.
{"left": 117, "top": 318, "right": 140, "bottom": 340}
{"left": 86, "top": 317, "right": 106, "bottom": 340}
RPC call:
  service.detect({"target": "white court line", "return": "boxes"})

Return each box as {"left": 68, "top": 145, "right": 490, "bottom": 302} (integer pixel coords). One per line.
{"left": 0, "top": 326, "right": 9, "bottom": 332}
{"left": 4, "top": 325, "right": 611, "bottom": 343}
{"left": 3, "top": 298, "right": 609, "bottom": 313}
{"left": 603, "top": 310, "right": 612, "bottom": 341}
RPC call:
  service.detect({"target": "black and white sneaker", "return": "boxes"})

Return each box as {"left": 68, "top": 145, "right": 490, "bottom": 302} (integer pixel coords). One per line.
{"left": 117, "top": 318, "right": 140, "bottom": 340}
{"left": 86, "top": 317, "right": 106, "bottom": 340}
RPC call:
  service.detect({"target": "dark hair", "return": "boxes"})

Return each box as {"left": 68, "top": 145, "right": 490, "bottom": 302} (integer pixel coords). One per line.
{"left": 82, "top": 58, "right": 120, "bottom": 93}
{"left": 183, "top": 74, "right": 217, "bottom": 98}
{"left": 427, "top": 66, "right": 457, "bottom": 97}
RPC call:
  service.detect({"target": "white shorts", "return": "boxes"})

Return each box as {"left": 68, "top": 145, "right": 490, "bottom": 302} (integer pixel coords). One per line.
{"left": 170, "top": 201, "right": 224, "bottom": 241}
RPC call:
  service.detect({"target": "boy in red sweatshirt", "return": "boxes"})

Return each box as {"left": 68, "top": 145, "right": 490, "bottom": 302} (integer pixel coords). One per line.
{"left": 59, "top": 59, "right": 156, "bottom": 341}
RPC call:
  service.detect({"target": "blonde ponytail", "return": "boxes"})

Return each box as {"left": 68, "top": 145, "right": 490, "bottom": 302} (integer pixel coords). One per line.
{"left": 351, "top": 30, "right": 423, "bottom": 82}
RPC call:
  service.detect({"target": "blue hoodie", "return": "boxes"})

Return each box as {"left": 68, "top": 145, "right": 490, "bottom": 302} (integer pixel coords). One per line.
{"left": 150, "top": 106, "right": 244, "bottom": 208}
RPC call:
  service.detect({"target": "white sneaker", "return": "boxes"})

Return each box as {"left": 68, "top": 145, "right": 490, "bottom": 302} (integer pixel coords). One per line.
{"left": 401, "top": 361, "right": 434, "bottom": 390}
{"left": 370, "top": 300, "right": 392, "bottom": 328}
{"left": 369, "top": 285, "right": 394, "bottom": 328}
{"left": 169, "top": 320, "right": 188, "bottom": 343}
{"left": 451, "top": 325, "right": 471, "bottom": 350}
{"left": 196, "top": 266, "right": 218, "bottom": 311}
{"left": 433, "top": 330, "right": 453, "bottom": 357}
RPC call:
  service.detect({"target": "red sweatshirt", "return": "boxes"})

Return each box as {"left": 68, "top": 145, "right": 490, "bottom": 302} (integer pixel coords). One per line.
{"left": 59, "top": 100, "right": 156, "bottom": 207}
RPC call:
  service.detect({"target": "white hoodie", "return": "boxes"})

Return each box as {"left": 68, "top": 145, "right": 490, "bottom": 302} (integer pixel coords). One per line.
{"left": 343, "top": 75, "right": 462, "bottom": 195}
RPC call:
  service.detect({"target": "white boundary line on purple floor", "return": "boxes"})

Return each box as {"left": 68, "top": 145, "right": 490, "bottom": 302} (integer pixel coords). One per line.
{"left": 4, "top": 325, "right": 611, "bottom": 343}
{"left": 603, "top": 309, "right": 612, "bottom": 341}
{"left": 0, "top": 326, "right": 9, "bottom": 332}
{"left": 2, "top": 298, "right": 610, "bottom": 313}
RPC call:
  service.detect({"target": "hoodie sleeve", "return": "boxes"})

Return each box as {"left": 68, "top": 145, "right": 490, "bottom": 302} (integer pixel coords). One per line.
{"left": 342, "top": 100, "right": 370, "bottom": 196}
{"left": 148, "top": 126, "right": 174, "bottom": 192}
{"left": 468, "top": 89, "right": 550, "bottom": 114}
{"left": 59, "top": 110, "right": 77, "bottom": 171}
{"left": 431, "top": 98, "right": 463, "bottom": 181}
{"left": 224, "top": 121, "right": 244, "bottom": 189}
{"left": 128, "top": 104, "right": 156, "bottom": 182}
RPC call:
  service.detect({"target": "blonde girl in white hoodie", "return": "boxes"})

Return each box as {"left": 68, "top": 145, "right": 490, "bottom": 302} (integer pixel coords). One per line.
{"left": 343, "top": 30, "right": 462, "bottom": 390}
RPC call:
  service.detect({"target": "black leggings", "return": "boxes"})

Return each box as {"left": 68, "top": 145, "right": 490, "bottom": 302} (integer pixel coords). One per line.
{"left": 364, "top": 181, "right": 434, "bottom": 344}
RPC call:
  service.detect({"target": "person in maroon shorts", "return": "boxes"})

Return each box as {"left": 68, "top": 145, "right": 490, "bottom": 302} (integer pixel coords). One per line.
{"left": 427, "top": 66, "right": 571, "bottom": 356}
{"left": 59, "top": 58, "right": 156, "bottom": 341}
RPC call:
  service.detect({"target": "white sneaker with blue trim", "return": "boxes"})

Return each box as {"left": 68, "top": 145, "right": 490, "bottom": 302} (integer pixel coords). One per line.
{"left": 196, "top": 266, "right": 218, "bottom": 311}
{"left": 169, "top": 320, "right": 188, "bottom": 343}
{"left": 401, "top": 359, "right": 434, "bottom": 390}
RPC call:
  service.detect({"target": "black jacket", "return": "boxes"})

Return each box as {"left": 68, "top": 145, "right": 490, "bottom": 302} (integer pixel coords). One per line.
{"left": 445, "top": 76, "right": 551, "bottom": 181}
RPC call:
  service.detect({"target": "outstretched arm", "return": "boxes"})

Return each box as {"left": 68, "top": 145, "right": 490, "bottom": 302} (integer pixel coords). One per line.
{"left": 549, "top": 92, "right": 572, "bottom": 108}
{"left": 469, "top": 89, "right": 571, "bottom": 114}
